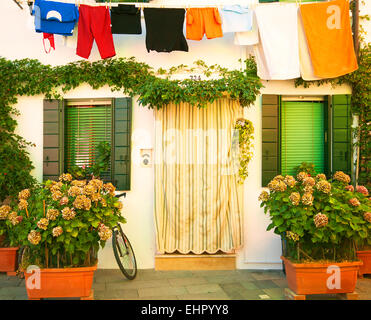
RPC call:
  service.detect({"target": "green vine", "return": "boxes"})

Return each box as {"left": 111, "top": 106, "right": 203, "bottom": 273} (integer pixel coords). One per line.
{"left": 0, "top": 56, "right": 262, "bottom": 200}
{"left": 234, "top": 118, "right": 254, "bottom": 184}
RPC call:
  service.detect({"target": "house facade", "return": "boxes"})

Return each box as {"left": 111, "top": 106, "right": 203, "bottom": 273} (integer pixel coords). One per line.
{"left": 1, "top": 0, "right": 369, "bottom": 270}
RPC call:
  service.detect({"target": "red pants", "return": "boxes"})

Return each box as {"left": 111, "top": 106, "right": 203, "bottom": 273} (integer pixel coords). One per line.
{"left": 76, "top": 5, "right": 116, "bottom": 59}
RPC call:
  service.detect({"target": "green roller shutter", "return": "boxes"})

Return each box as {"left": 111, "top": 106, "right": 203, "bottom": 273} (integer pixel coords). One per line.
{"left": 281, "top": 101, "right": 325, "bottom": 176}
{"left": 113, "top": 98, "right": 132, "bottom": 191}
{"left": 332, "top": 94, "right": 352, "bottom": 176}
{"left": 262, "top": 95, "right": 280, "bottom": 186}
{"left": 43, "top": 99, "right": 63, "bottom": 182}
{"left": 64, "top": 103, "right": 113, "bottom": 182}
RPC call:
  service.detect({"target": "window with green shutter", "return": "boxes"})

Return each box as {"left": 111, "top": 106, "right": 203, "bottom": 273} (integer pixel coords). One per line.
{"left": 261, "top": 94, "right": 351, "bottom": 186}
{"left": 281, "top": 101, "right": 325, "bottom": 176}
{"left": 64, "top": 101, "right": 113, "bottom": 182}
{"left": 43, "top": 97, "right": 132, "bottom": 190}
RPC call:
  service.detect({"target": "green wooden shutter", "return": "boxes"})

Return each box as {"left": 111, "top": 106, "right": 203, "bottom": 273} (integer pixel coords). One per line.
{"left": 64, "top": 103, "right": 113, "bottom": 181}
{"left": 43, "top": 99, "right": 63, "bottom": 181}
{"left": 113, "top": 98, "right": 132, "bottom": 190}
{"left": 262, "top": 95, "right": 280, "bottom": 186}
{"left": 331, "top": 94, "right": 352, "bottom": 175}
{"left": 281, "top": 101, "right": 325, "bottom": 176}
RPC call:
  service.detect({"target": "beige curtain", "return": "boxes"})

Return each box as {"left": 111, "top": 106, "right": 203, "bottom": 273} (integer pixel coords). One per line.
{"left": 154, "top": 98, "right": 243, "bottom": 254}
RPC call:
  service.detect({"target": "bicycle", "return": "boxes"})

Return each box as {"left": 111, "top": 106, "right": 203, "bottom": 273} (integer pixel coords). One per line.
{"left": 112, "top": 192, "right": 137, "bottom": 280}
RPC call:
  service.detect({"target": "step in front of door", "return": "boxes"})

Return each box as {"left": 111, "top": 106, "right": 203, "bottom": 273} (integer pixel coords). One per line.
{"left": 155, "top": 254, "right": 236, "bottom": 271}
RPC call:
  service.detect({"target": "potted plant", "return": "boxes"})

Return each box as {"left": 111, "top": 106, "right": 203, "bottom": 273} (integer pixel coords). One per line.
{"left": 351, "top": 185, "right": 371, "bottom": 277}
{"left": 259, "top": 171, "right": 370, "bottom": 296}
{"left": 12, "top": 173, "right": 125, "bottom": 300}
{"left": 0, "top": 200, "right": 21, "bottom": 275}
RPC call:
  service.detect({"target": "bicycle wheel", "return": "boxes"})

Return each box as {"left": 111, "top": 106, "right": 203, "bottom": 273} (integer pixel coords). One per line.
{"left": 112, "top": 228, "right": 137, "bottom": 280}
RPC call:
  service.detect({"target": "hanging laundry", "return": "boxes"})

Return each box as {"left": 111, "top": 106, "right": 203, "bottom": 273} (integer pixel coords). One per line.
{"left": 300, "top": 0, "right": 358, "bottom": 78}
{"left": 186, "top": 8, "right": 223, "bottom": 40}
{"left": 110, "top": 5, "right": 142, "bottom": 35}
{"left": 254, "top": 3, "right": 300, "bottom": 80}
{"left": 143, "top": 8, "right": 188, "bottom": 53}
{"left": 220, "top": 5, "right": 252, "bottom": 33}
{"left": 76, "top": 5, "right": 116, "bottom": 59}
{"left": 32, "top": 0, "right": 79, "bottom": 36}
{"left": 297, "top": 10, "right": 322, "bottom": 81}
{"left": 234, "top": 10, "right": 259, "bottom": 46}
{"left": 43, "top": 33, "right": 55, "bottom": 53}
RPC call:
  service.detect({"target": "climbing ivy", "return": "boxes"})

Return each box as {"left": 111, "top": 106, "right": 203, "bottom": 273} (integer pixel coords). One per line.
{"left": 0, "top": 56, "right": 262, "bottom": 200}
{"left": 234, "top": 118, "right": 254, "bottom": 184}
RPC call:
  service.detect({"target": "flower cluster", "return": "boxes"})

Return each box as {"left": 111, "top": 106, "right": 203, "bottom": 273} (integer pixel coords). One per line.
{"left": 289, "top": 192, "right": 301, "bottom": 206}
{"left": 46, "top": 209, "right": 59, "bottom": 221}
{"left": 333, "top": 171, "right": 351, "bottom": 184}
{"left": 356, "top": 186, "right": 369, "bottom": 196}
{"left": 302, "top": 192, "right": 314, "bottom": 206}
{"left": 73, "top": 195, "right": 92, "bottom": 211}
{"left": 349, "top": 198, "right": 361, "bottom": 207}
{"left": 284, "top": 175, "right": 297, "bottom": 188}
{"left": 18, "top": 189, "right": 30, "bottom": 200}
{"left": 98, "top": 224, "right": 112, "bottom": 241}
{"left": 62, "top": 207, "right": 76, "bottom": 220}
{"left": 0, "top": 205, "right": 11, "bottom": 220}
{"left": 52, "top": 226, "right": 63, "bottom": 237}
{"left": 316, "top": 180, "right": 331, "bottom": 194}
{"left": 297, "top": 172, "right": 308, "bottom": 181}
{"left": 314, "top": 213, "right": 328, "bottom": 228}
{"left": 258, "top": 190, "right": 269, "bottom": 202}
{"left": 364, "top": 212, "right": 371, "bottom": 223}
{"left": 37, "top": 218, "right": 49, "bottom": 230}
{"left": 28, "top": 230, "right": 41, "bottom": 245}
{"left": 268, "top": 179, "right": 287, "bottom": 192}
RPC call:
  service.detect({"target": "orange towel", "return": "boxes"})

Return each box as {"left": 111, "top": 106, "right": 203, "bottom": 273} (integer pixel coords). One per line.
{"left": 300, "top": 0, "right": 358, "bottom": 78}
{"left": 186, "top": 8, "right": 223, "bottom": 40}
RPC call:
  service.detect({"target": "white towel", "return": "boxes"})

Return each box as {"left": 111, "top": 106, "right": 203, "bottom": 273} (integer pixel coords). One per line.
{"left": 254, "top": 3, "right": 300, "bottom": 80}
{"left": 234, "top": 10, "right": 259, "bottom": 46}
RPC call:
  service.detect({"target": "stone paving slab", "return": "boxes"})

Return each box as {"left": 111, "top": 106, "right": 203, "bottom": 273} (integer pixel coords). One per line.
{"left": 0, "top": 270, "right": 370, "bottom": 300}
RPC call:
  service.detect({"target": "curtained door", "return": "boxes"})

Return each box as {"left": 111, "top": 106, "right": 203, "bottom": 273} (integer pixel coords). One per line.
{"left": 154, "top": 98, "right": 244, "bottom": 254}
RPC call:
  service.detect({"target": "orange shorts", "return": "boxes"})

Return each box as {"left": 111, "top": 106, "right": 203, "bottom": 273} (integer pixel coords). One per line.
{"left": 186, "top": 8, "right": 223, "bottom": 40}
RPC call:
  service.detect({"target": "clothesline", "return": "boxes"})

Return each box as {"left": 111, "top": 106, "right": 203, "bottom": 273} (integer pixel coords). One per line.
{"left": 15, "top": 0, "right": 337, "bottom": 10}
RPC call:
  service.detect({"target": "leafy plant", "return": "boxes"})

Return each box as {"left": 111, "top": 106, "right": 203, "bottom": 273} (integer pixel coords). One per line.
{"left": 294, "top": 162, "right": 316, "bottom": 177}
{"left": 259, "top": 171, "right": 371, "bottom": 263}
{"left": 234, "top": 118, "right": 254, "bottom": 184}
{"left": 4, "top": 173, "right": 125, "bottom": 268}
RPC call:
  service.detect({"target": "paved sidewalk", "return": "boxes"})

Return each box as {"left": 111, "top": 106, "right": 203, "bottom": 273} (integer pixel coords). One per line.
{"left": 0, "top": 269, "right": 370, "bottom": 300}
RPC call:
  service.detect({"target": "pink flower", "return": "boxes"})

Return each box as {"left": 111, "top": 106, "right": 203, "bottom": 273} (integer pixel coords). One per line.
{"left": 349, "top": 198, "right": 361, "bottom": 207}
{"left": 356, "top": 186, "right": 369, "bottom": 196}
{"left": 345, "top": 185, "right": 354, "bottom": 192}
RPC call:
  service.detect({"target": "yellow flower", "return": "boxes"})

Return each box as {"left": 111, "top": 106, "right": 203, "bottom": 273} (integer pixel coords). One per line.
{"left": 62, "top": 207, "right": 76, "bottom": 220}
{"left": 89, "top": 179, "right": 104, "bottom": 191}
{"left": 59, "top": 173, "right": 72, "bottom": 182}
{"left": 303, "top": 177, "right": 315, "bottom": 187}
{"left": 28, "top": 230, "right": 41, "bottom": 245}
{"left": 98, "top": 224, "right": 112, "bottom": 241}
{"left": 73, "top": 195, "right": 91, "bottom": 211}
{"left": 314, "top": 213, "right": 328, "bottom": 228}
{"left": 68, "top": 186, "right": 83, "bottom": 197}
{"left": 333, "top": 171, "right": 351, "bottom": 184}
{"left": 18, "top": 199, "right": 28, "bottom": 210}
{"left": 18, "top": 189, "right": 30, "bottom": 200}
{"left": 52, "top": 226, "right": 63, "bottom": 237}
{"left": 0, "top": 205, "right": 11, "bottom": 220}
{"left": 46, "top": 209, "right": 59, "bottom": 221}
{"left": 37, "top": 218, "right": 49, "bottom": 230}
{"left": 258, "top": 190, "right": 270, "bottom": 202}
{"left": 268, "top": 179, "right": 287, "bottom": 192}
{"left": 71, "top": 180, "right": 87, "bottom": 188}
{"left": 316, "top": 180, "right": 331, "bottom": 194}
{"left": 284, "top": 175, "right": 297, "bottom": 188}
{"left": 297, "top": 172, "right": 308, "bottom": 181}
{"left": 302, "top": 193, "right": 314, "bottom": 206}
{"left": 83, "top": 184, "right": 96, "bottom": 197}
{"left": 8, "top": 211, "right": 19, "bottom": 226}
{"left": 289, "top": 192, "right": 301, "bottom": 206}
{"left": 103, "top": 183, "right": 116, "bottom": 195}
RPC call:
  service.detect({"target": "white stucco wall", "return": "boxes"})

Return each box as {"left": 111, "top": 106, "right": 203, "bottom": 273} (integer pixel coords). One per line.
{"left": 1, "top": 0, "right": 369, "bottom": 269}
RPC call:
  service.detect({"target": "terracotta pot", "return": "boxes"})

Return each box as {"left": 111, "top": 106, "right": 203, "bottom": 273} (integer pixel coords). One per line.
{"left": 0, "top": 247, "right": 19, "bottom": 273}
{"left": 356, "top": 250, "right": 371, "bottom": 277}
{"left": 24, "top": 264, "right": 97, "bottom": 299}
{"left": 281, "top": 256, "right": 362, "bottom": 295}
